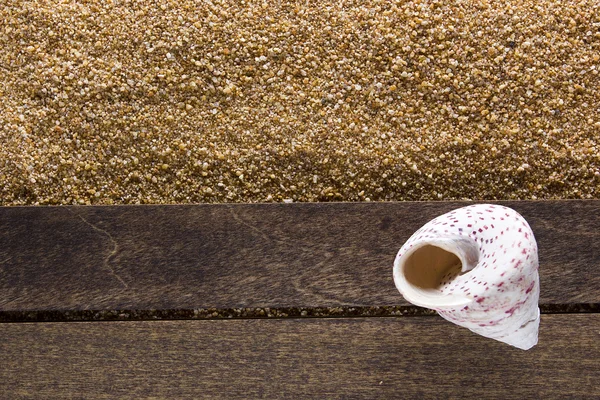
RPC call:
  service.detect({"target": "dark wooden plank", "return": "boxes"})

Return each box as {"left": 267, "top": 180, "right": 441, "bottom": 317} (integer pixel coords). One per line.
{"left": 1, "top": 201, "right": 599, "bottom": 312}
{"left": 0, "top": 314, "right": 598, "bottom": 399}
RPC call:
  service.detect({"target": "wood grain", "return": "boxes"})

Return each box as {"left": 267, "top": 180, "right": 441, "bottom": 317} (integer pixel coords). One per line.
{"left": 1, "top": 315, "right": 598, "bottom": 399}
{"left": 1, "top": 201, "right": 599, "bottom": 312}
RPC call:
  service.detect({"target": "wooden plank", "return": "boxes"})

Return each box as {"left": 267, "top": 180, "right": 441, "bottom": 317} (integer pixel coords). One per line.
{"left": 1, "top": 315, "right": 598, "bottom": 399}
{"left": 1, "top": 201, "right": 599, "bottom": 312}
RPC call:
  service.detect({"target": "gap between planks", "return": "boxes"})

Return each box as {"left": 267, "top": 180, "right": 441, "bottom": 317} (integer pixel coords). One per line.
{"left": 1, "top": 303, "right": 598, "bottom": 323}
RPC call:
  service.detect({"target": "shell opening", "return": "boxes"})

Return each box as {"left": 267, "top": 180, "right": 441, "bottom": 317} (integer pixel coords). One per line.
{"left": 403, "top": 244, "right": 465, "bottom": 292}
{"left": 394, "top": 242, "right": 475, "bottom": 308}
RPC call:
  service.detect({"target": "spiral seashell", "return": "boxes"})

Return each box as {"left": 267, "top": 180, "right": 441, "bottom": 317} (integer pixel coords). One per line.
{"left": 393, "top": 204, "right": 540, "bottom": 350}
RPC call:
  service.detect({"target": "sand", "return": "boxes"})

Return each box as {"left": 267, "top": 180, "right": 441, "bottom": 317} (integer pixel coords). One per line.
{"left": 1, "top": 0, "right": 599, "bottom": 205}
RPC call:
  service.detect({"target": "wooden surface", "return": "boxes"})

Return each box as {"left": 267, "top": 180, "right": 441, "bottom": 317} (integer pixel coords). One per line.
{"left": 1, "top": 200, "right": 599, "bottom": 314}
{"left": 1, "top": 201, "right": 599, "bottom": 398}
{"left": 1, "top": 314, "right": 598, "bottom": 399}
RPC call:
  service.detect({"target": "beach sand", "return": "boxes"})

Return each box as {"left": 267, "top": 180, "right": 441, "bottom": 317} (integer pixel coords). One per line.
{"left": 1, "top": 0, "right": 599, "bottom": 205}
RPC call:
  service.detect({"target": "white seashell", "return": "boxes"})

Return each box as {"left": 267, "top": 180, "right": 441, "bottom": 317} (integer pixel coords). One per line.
{"left": 393, "top": 204, "right": 540, "bottom": 350}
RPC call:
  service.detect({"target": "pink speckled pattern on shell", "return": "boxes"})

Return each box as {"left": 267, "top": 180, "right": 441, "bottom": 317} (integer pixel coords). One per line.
{"left": 393, "top": 204, "right": 540, "bottom": 350}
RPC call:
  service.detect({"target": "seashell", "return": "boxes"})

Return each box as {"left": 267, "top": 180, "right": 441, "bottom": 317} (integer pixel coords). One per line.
{"left": 393, "top": 204, "right": 540, "bottom": 350}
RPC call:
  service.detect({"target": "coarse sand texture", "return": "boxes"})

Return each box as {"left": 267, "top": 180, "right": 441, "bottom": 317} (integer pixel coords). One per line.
{"left": 1, "top": 0, "right": 599, "bottom": 205}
